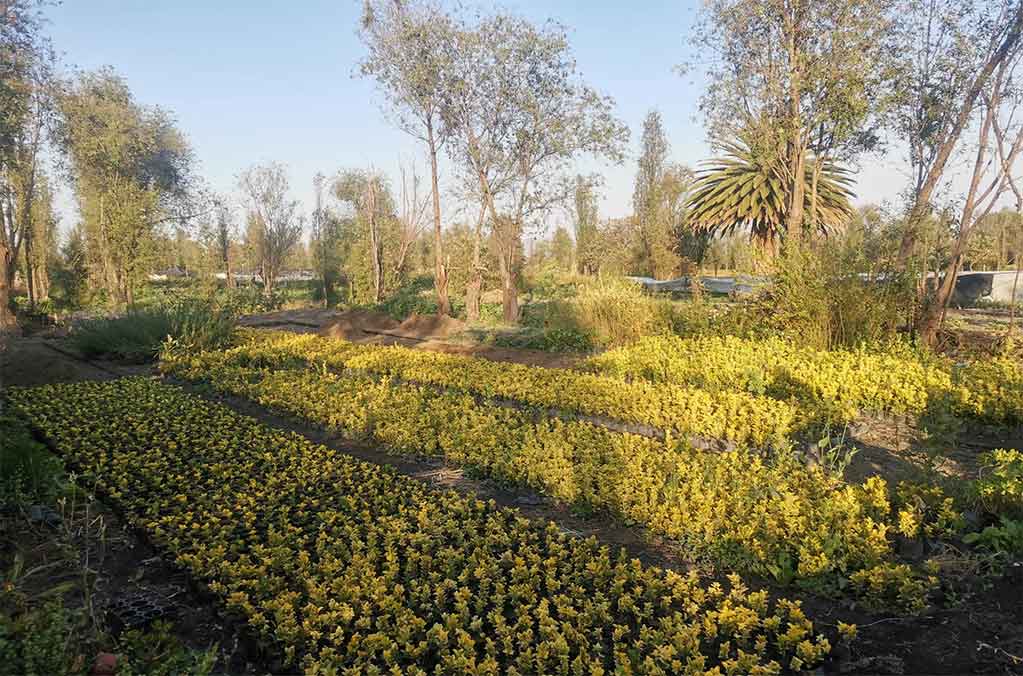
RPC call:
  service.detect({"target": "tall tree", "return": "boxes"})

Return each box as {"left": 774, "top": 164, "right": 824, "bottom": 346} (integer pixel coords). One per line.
{"left": 573, "top": 175, "right": 600, "bottom": 275}
{"left": 214, "top": 199, "right": 236, "bottom": 289}
{"left": 359, "top": 0, "right": 455, "bottom": 316}
{"left": 237, "top": 162, "right": 303, "bottom": 299}
{"left": 0, "top": 0, "right": 47, "bottom": 326}
{"left": 691, "top": 0, "right": 895, "bottom": 240}
{"left": 894, "top": 0, "right": 1023, "bottom": 268}
{"left": 333, "top": 168, "right": 395, "bottom": 304}
{"left": 632, "top": 111, "right": 680, "bottom": 278}
{"left": 443, "top": 13, "right": 627, "bottom": 321}
{"left": 917, "top": 49, "right": 1023, "bottom": 343}
{"left": 59, "top": 68, "right": 195, "bottom": 307}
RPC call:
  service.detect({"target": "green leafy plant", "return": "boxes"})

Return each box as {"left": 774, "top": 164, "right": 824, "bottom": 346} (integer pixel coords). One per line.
{"left": 0, "top": 416, "right": 63, "bottom": 506}
{"left": 964, "top": 518, "right": 1023, "bottom": 557}
{"left": 71, "top": 295, "right": 236, "bottom": 362}
{"left": 971, "top": 449, "right": 1023, "bottom": 519}
{"left": 849, "top": 563, "right": 937, "bottom": 613}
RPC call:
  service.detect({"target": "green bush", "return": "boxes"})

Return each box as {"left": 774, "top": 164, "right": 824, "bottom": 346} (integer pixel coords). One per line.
{"left": 971, "top": 449, "right": 1023, "bottom": 520}
{"left": 70, "top": 296, "right": 236, "bottom": 362}
{"left": 0, "top": 416, "right": 62, "bottom": 506}
{"left": 752, "top": 244, "right": 914, "bottom": 351}
{"left": 541, "top": 276, "right": 674, "bottom": 349}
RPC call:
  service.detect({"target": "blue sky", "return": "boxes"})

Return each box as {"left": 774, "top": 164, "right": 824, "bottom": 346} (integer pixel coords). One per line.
{"left": 46, "top": 0, "right": 913, "bottom": 233}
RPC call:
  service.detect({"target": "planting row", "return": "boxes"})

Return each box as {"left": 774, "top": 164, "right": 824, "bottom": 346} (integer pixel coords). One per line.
{"left": 164, "top": 353, "right": 896, "bottom": 582}
{"left": 584, "top": 335, "right": 1023, "bottom": 424}
{"left": 217, "top": 329, "right": 798, "bottom": 447}
{"left": 8, "top": 378, "right": 831, "bottom": 674}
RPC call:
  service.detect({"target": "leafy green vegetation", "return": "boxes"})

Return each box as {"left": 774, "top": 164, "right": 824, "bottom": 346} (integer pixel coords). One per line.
{"left": 70, "top": 296, "right": 236, "bottom": 362}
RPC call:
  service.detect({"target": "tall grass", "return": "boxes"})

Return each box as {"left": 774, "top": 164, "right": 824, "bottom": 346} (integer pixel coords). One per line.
{"left": 71, "top": 296, "right": 236, "bottom": 362}
{"left": 544, "top": 276, "right": 674, "bottom": 348}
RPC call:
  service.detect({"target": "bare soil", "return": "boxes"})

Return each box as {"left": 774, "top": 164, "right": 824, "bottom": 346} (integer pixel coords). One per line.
{"left": 244, "top": 308, "right": 582, "bottom": 368}
{"left": 3, "top": 335, "right": 1023, "bottom": 674}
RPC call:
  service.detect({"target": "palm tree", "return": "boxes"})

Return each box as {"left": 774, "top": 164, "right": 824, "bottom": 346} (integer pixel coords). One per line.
{"left": 686, "top": 137, "right": 855, "bottom": 252}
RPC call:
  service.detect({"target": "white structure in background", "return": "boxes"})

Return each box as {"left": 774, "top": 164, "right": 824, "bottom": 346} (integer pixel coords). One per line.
{"left": 627, "top": 275, "right": 764, "bottom": 296}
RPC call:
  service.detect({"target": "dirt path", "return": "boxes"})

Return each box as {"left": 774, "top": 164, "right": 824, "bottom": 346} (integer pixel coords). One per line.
{"left": 238, "top": 308, "right": 582, "bottom": 369}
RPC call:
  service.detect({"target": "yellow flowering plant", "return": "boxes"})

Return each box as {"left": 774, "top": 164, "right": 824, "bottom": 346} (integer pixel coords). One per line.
{"left": 9, "top": 378, "right": 831, "bottom": 673}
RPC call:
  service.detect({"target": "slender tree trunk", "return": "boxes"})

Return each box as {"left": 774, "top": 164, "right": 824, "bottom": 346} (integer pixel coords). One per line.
{"left": 898, "top": 6, "right": 1023, "bottom": 267}
{"left": 498, "top": 238, "right": 518, "bottom": 323}
{"left": 427, "top": 122, "right": 450, "bottom": 316}
{"left": 0, "top": 242, "right": 14, "bottom": 329}
{"left": 465, "top": 202, "right": 486, "bottom": 322}
{"left": 367, "top": 181, "right": 382, "bottom": 304}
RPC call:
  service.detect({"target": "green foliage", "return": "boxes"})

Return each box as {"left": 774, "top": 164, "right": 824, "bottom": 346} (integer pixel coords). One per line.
{"left": 971, "top": 449, "right": 1023, "bottom": 520}
{"left": 686, "top": 137, "right": 855, "bottom": 247}
{"left": 0, "top": 598, "right": 78, "bottom": 676}
{"left": 849, "top": 563, "right": 937, "bottom": 613}
{"left": 0, "top": 415, "right": 62, "bottom": 506}
{"left": 373, "top": 274, "right": 443, "bottom": 320}
{"left": 71, "top": 295, "right": 235, "bottom": 362}
{"left": 541, "top": 276, "right": 674, "bottom": 349}
{"left": 963, "top": 518, "right": 1023, "bottom": 558}
{"left": 117, "top": 621, "right": 217, "bottom": 676}
{"left": 754, "top": 243, "right": 914, "bottom": 350}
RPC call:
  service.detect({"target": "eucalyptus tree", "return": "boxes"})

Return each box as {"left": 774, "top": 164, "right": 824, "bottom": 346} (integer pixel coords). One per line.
{"left": 0, "top": 0, "right": 48, "bottom": 326}
{"left": 690, "top": 0, "right": 896, "bottom": 240}
{"left": 332, "top": 168, "right": 395, "bottom": 304}
{"left": 237, "top": 162, "right": 303, "bottom": 299}
{"left": 916, "top": 45, "right": 1023, "bottom": 343}
{"left": 572, "top": 175, "right": 600, "bottom": 275}
{"left": 893, "top": 0, "right": 1023, "bottom": 267}
{"left": 443, "top": 13, "right": 628, "bottom": 321}
{"left": 59, "top": 68, "right": 195, "bottom": 307}
{"left": 359, "top": 0, "right": 456, "bottom": 316}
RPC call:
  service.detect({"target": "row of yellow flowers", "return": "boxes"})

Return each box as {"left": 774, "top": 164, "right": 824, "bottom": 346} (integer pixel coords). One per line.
{"left": 163, "top": 351, "right": 897, "bottom": 582}
{"left": 584, "top": 335, "right": 1023, "bottom": 424}
{"left": 9, "top": 377, "right": 831, "bottom": 674}
{"left": 216, "top": 329, "right": 798, "bottom": 447}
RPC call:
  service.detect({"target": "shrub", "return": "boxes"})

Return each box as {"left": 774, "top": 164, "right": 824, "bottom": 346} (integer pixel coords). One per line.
{"left": 971, "top": 449, "right": 1023, "bottom": 519}
{"left": 849, "top": 563, "right": 937, "bottom": 613}
{"left": 584, "top": 334, "right": 953, "bottom": 423}
{"left": 751, "top": 243, "right": 914, "bottom": 351}
{"left": 70, "top": 295, "right": 236, "bottom": 362}
{"left": 0, "top": 415, "right": 63, "bottom": 506}
{"left": 542, "top": 277, "right": 673, "bottom": 348}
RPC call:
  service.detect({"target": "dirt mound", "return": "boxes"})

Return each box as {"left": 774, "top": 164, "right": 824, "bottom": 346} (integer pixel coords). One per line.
{"left": 318, "top": 309, "right": 400, "bottom": 341}
{"left": 394, "top": 312, "right": 466, "bottom": 340}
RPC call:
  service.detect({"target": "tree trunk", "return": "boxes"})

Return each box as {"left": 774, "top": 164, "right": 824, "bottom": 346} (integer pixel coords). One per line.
{"left": 33, "top": 265, "right": 48, "bottom": 302}
{"left": 0, "top": 242, "right": 15, "bottom": 329}
{"left": 786, "top": 144, "right": 805, "bottom": 241}
{"left": 898, "top": 6, "right": 1023, "bottom": 267}
{"left": 499, "top": 244, "right": 518, "bottom": 323}
{"left": 427, "top": 122, "right": 451, "bottom": 316}
{"left": 368, "top": 182, "right": 382, "bottom": 304}
{"left": 225, "top": 249, "right": 236, "bottom": 289}
{"left": 465, "top": 202, "right": 486, "bottom": 322}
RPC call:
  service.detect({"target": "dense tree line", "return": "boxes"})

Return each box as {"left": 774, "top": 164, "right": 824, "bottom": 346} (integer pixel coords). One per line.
{"left": 2, "top": 0, "right": 1023, "bottom": 345}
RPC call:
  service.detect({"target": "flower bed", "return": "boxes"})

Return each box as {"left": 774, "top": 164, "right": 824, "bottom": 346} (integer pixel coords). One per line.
{"left": 584, "top": 335, "right": 1023, "bottom": 424}
{"left": 163, "top": 353, "right": 895, "bottom": 581}
{"left": 8, "top": 377, "right": 831, "bottom": 673}
{"left": 215, "top": 329, "right": 798, "bottom": 448}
